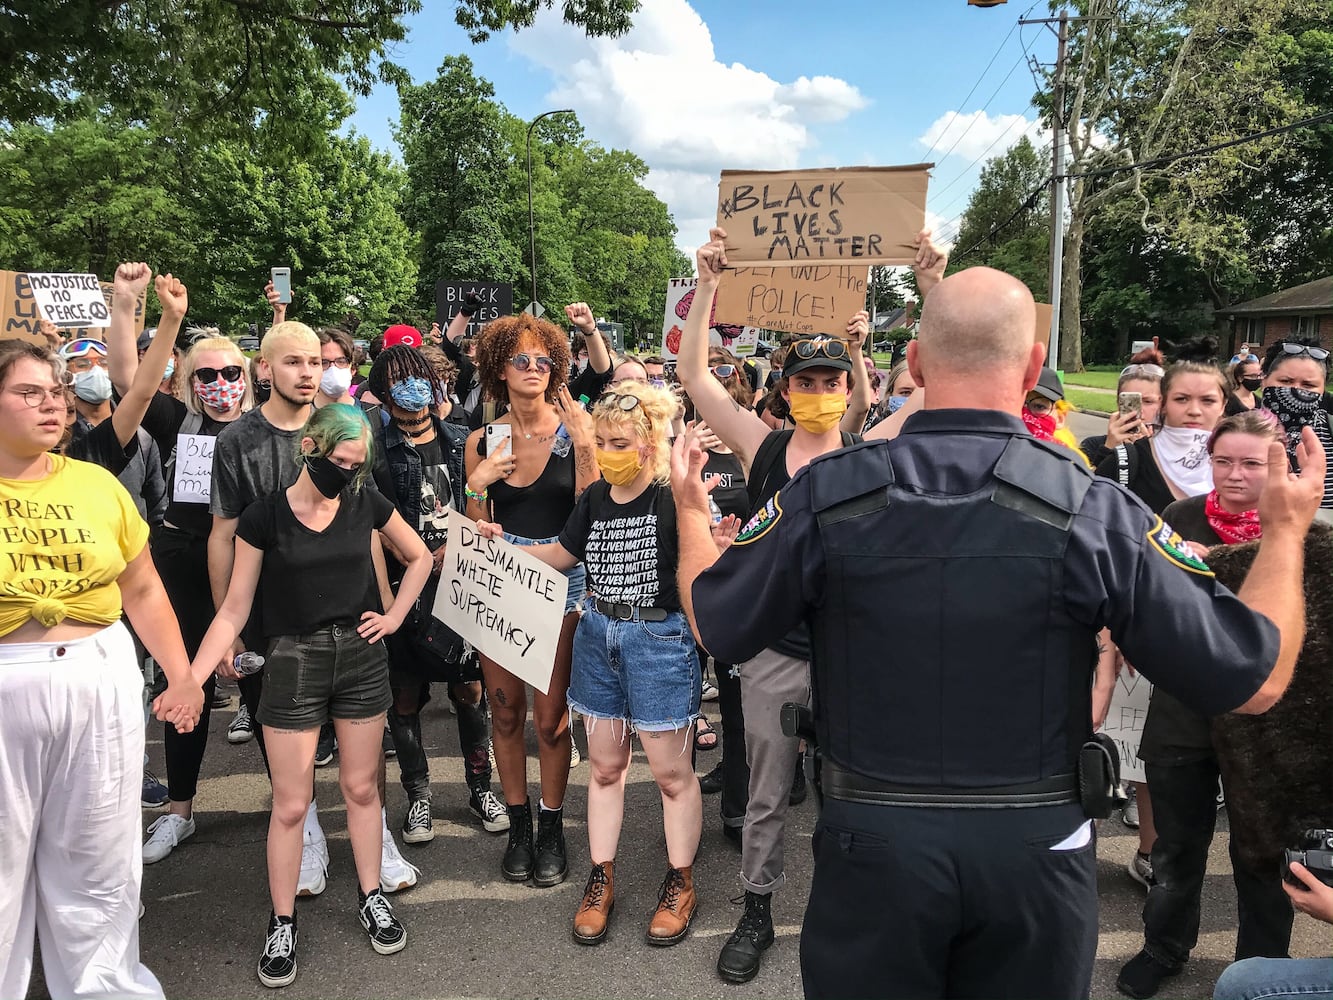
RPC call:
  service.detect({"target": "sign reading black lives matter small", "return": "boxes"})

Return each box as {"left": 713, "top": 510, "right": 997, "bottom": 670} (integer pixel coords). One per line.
{"left": 435, "top": 509, "right": 564, "bottom": 694}
{"left": 435, "top": 280, "right": 513, "bottom": 337}
{"left": 27, "top": 273, "right": 111, "bottom": 327}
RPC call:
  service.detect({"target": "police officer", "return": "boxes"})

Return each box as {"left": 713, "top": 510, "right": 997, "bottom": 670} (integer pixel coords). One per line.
{"left": 670, "top": 266, "right": 1324, "bottom": 1000}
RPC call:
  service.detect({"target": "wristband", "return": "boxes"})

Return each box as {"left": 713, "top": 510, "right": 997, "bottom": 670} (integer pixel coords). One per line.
{"left": 465, "top": 486, "right": 488, "bottom": 503}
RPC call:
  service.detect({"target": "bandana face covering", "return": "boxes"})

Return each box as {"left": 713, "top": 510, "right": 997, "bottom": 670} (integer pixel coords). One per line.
{"left": 390, "top": 377, "right": 433, "bottom": 412}
{"left": 1153, "top": 425, "right": 1214, "bottom": 496}
{"left": 1022, "top": 406, "right": 1057, "bottom": 441}
{"left": 1262, "top": 386, "right": 1323, "bottom": 460}
{"left": 305, "top": 453, "right": 355, "bottom": 499}
{"left": 1204, "top": 489, "right": 1262, "bottom": 545}
{"left": 194, "top": 375, "right": 246, "bottom": 413}
{"left": 787, "top": 391, "right": 846, "bottom": 434}
{"left": 596, "top": 448, "right": 644, "bottom": 487}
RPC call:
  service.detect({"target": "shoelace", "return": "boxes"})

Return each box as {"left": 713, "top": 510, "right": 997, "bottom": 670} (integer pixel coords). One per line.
{"left": 656, "top": 869, "right": 685, "bottom": 913}
{"left": 732, "top": 897, "right": 770, "bottom": 940}
{"left": 263, "top": 921, "right": 294, "bottom": 958}
{"left": 406, "top": 799, "right": 431, "bottom": 826}
{"left": 477, "top": 791, "right": 504, "bottom": 818}
{"left": 363, "top": 892, "right": 396, "bottom": 930}
{"left": 580, "top": 866, "right": 609, "bottom": 912}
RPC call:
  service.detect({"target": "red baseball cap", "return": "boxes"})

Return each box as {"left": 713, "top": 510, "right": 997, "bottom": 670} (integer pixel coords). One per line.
{"left": 383, "top": 324, "right": 422, "bottom": 349}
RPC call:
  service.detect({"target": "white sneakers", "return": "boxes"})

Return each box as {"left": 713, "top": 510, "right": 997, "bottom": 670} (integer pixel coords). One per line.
{"left": 380, "top": 825, "right": 419, "bottom": 894}
{"left": 143, "top": 813, "right": 196, "bottom": 864}
{"left": 297, "top": 827, "right": 329, "bottom": 897}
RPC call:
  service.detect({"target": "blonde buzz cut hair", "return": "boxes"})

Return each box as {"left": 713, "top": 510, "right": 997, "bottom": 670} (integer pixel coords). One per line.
{"left": 260, "top": 321, "right": 320, "bottom": 360}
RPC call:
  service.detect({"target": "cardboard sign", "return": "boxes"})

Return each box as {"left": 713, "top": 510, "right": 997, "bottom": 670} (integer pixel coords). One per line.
{"left": 660, "top": 277, "right": 759, "bottom": 361}
{"left": 100, "top": 281, "right": 147, "bottom": 337}
{"left": 434, "top": 510, "right": 566, "bottom": 695}
{"left": 27, "top": 273, "right": 109, "bottom": 327}
{"left": 716, "top": 165, "right": 932, "bottom": 266}
{"left": 0, "top": 271, "right": 146, "bottom": 343}
{"left": 1035, "top": 302, "right": 1053, "bottom": 357}
{"left": 172, "top": 433, "right": 215, "bottom": 505}
{"left": 715, "top": 264, "right": 868, "bottom": 337}
{"left": 434, "top": 281, "right": 513, "bottom": 338}
{"left": 1097, "top": 669, "right": 1152, "bottom": 784}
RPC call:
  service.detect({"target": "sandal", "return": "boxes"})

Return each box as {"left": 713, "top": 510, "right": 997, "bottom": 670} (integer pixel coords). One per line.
{"left": 694, "top": 716, "right": 718, "bottom": 752}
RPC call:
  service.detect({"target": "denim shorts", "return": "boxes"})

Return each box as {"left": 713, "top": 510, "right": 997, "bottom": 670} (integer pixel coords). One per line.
{"left": 258, "top": 625, "right": 391, "bottom": 730}
{"left": 503, "top": 530, "right": 585, "bottom": 615}
{"left": 568, "top": 606, "right": 700, "bottom": 732}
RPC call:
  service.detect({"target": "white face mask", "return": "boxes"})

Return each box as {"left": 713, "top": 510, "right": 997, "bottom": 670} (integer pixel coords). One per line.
{"left": 319, "top": 365, "right": 353, "bottom": 397}
{"left": 72, "top": 366, "right": 113, "bottom": 404}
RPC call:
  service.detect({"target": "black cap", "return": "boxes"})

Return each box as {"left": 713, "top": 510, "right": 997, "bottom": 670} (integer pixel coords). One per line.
{"left": 781, "top": 336, "right": 855, "bottom": 379}
{"left": 1030, "top": 366, "right": 1064, "bottom": 402}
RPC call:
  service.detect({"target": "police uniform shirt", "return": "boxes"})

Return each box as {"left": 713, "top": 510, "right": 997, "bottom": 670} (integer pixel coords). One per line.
{"left": 693, "top": 409, "right": 1279, "bottom": 777}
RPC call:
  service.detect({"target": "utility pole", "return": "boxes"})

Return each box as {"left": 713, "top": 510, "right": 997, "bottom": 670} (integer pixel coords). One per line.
{"left": 1048, "top": 9, "right": 1068, "bottom": 369}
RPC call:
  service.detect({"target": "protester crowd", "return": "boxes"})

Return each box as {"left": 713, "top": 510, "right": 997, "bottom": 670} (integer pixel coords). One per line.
{"left": 1, "top": 237, "right": 1330, "bottom": 1000}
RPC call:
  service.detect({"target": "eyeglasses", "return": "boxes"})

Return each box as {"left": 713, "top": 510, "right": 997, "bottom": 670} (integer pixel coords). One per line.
{"left": 1025, "top": 397, "right": 1055, "bottom": 415}
{"left": 510, "top": 353, "right": 553, "bottom": 373}
{"left": 194, "top": 365, "right": 244, "bottom": 384}
{"left": 1211, "top": 457, "right": 1268, "bottom": 472}
{"left": 8, "top": 386, "right": 67, "bottom": 408}
{"left": 791, "top": 338, "right": 848, "bottom": 362}
{"left": 710, "top": 364, "right": 737, "bottom": 379}
{"left": 1120, "top": 364, "right": 1165, "bottom": 378}
{"left": 321, "top": 357, "right": 351, "bottom": 370}
{"left": 596, "top": 392, "right": 641, "bottom": 412}
{"left": 65, "top": 355, "right": 107, "bottom": 371}
{"left": 1279, "top": 343, "right": 1330, "bottom": 362}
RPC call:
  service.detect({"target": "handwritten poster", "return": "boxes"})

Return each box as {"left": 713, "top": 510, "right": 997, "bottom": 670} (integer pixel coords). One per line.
{"left": 716, "top": 165, "right": 932, "bottom": 266}
{"left": 434, "top": 280, "right": 513, "bottom": 337}
{"left": 0, "top": 271, "right": 145, "bottom": 343}
{"left": 1098, "top": 669, "right": 1152, "bottom": 784}
{"left": 660, "top": 277, "right": 760, "bottom": 361}
{"left": 172, "top": 434, "right": 215, "bottom": 505}
{"left": 435, "top": 510, "right": 566, "bottom": 694}
{"left": 714, "top": 264, "right": 868, "bottom": 336}
{"left": 27, "top": 273, "right": 110, "bottom": 327}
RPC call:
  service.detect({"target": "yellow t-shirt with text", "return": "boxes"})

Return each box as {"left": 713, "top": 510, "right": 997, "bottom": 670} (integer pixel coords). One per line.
{"left": 0, "top": 455, "right": 149, "bottom": 637}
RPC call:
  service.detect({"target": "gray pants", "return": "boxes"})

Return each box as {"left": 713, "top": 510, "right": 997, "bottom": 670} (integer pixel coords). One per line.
{"left": 738, "top": 647, "right": 810, "bottom": 894}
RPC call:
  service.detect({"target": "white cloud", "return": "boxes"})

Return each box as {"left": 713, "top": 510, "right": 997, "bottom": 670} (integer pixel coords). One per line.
{"left": 916, "top": 110, "right": 1044, "bottom": 163}
{"left": 507, "top": 0, "right": 869, "bottom": 260}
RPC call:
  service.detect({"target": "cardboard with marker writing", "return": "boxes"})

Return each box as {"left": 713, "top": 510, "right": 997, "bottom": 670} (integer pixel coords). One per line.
{"left": 714, "top": 264, "right": 869, "bottom": 337}
{"left": 716, "top": 165, "right": 932, "bottom": 267}
{"left": 0, "top": 270, "right": 146, "bottom": 344}
{"left": 1034, "top": 302, "right": 1053, "bottom": 357}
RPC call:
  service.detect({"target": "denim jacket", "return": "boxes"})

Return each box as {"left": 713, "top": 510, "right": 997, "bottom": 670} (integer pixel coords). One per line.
{"left": 370, "top": 407, "right": 468, "bottom": 541}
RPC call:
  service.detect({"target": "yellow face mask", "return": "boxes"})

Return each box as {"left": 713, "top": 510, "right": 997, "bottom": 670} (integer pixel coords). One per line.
{"left": 787, "top": 390, "right": 847, "bottom": 434}
{"left": 596, "top": 448, "right": 644, "bottom": 486}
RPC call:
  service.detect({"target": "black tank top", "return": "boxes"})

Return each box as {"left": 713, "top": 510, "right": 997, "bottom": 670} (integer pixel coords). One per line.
{"left": 485, "top": 441, "right": 576, "bottom": 539}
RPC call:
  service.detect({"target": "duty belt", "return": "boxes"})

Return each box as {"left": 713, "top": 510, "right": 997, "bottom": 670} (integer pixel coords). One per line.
{"left": 592, "top": 598, "right": 669, "bottom": 622}
{"left": 823, "top": 763, "right": 1079, "bottom": 809}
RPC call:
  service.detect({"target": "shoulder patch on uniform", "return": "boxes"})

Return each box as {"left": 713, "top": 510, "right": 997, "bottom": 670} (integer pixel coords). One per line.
{"left": 735, "top": 493, "right": 782, "bottom": 546}
{"left": 1147, "top": 516, "right": 1214, "bottom": 577}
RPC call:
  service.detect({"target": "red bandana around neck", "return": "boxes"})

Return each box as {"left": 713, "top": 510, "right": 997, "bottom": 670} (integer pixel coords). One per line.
{"left": 1204, "top": 489, "right": 1262, "bottom": 545}
{"left": 1022, "top": 406, "right": 1057, "bottom": 442}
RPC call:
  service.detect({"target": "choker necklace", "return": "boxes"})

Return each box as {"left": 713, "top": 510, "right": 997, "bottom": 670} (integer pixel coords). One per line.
{"left": 394, "top": 413, "right": 430, "bottom": 428}
{"left": 397, "top": 422, "right": 432, "bottom": 439}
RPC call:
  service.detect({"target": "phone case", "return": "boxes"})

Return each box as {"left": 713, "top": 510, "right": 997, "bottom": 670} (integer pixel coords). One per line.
{"left": 486, "top": 424, "right": 512, "bottom": 456}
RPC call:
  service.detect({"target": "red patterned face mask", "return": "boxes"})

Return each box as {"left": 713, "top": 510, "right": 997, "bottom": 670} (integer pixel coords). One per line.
{"left": 194, "top": 375, "right": 246, "bottom": 413}
{"left": 1022, "top": 406, "right": 1057, "bottom": 442}
{"left": 1204, "top": 490, "right": 1262, "bottom": 545}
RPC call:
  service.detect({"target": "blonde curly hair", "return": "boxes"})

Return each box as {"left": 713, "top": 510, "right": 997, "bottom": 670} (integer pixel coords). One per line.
{"left": 590, "top": 381, "right": 680, "bottom": 485}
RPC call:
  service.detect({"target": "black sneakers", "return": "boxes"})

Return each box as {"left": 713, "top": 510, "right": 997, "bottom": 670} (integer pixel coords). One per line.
{"left": 357, "top": 888, "right": 407, "bottom": 955}
{"left": 717, "top": 891, "right": 775, "bottom": 984}
{"left": 401, "top": 797, "right": 434, "bottom": 844}
{"left": 533, "top": 805, "right": 568, "bottom": 887}
{"left": 314, "top": 723, "right": 336, "bottom": 767}
{"left": 1116, "top": 949, "right": 1181, "bottom": 998}
{"left": 257, "top": 913, "right": 297, "bottom": 988}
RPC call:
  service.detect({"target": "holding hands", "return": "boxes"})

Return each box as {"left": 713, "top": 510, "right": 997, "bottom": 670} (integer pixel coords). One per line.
{"left": 152, "top": 679, "right": 204, "bottom": 734}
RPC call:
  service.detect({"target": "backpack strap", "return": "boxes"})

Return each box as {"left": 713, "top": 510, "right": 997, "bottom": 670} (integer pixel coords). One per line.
{"left": 746, "top": 429, "right": 794, "bottom": 513}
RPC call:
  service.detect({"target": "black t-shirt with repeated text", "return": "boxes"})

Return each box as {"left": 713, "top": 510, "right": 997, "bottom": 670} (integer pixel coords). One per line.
{"left": 559, "top": 481, "right": 679, "bottom": 610}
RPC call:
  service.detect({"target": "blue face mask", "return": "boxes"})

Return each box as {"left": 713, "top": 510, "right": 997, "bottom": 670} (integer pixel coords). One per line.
{"left": 163, "top": 357, "right": 176, "bottom": 380}
{"left": 390, "top": 377, "right": 433, "bottom": 411}
{"left": 886, "top": 394, "right": 910, "bottom": 414}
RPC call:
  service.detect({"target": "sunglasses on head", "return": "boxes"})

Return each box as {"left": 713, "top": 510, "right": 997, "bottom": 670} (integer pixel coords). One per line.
{"left": 710, "top": 364, "right": 737, "bottom": 379}
{"left": 1279, "top": 342, "right": 1330, "bottom": 362}
{"left": 791, "top": 338, "right": 847, "bottom": 361}
{"left": 510, "top": 353, "right": 553, "bottom": 373}
{"left": 195, "top": 365, "right": 244, "bottom": 384}
{"left": 1120, "top": 363, "right": 1164, "bottom": 378}
{"left": 596, "top": 392, "right": 641, "bottom": 413}
{"left": 61, "top": 339, "right": 107, "bottom": 359}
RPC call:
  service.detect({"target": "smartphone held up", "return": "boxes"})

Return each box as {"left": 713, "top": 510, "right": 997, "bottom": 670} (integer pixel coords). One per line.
{"left": 271, "top": 267, "right": 292, "bottom": 305}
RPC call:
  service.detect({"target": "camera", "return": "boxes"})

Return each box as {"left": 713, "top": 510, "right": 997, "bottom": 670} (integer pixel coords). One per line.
{"left": 1282, "top": 829, "right": 1333, "bottom": 888}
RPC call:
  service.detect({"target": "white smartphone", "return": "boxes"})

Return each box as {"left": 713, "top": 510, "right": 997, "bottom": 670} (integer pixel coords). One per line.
{"left": 270, "top": 267, "right": 292, "bottom": 304}
{"left": 485, "top": 422, "right": 513, "bottom": 457}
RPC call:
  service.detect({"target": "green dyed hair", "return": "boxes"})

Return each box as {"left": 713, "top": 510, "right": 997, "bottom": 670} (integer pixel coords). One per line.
{"left": 298, "top": 403, "right": 374, "bottom": 490}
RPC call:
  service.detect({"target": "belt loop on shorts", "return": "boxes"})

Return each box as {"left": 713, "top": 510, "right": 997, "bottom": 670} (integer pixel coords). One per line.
{"left": 592, "top": 598, "right": 669, "bottom": 622}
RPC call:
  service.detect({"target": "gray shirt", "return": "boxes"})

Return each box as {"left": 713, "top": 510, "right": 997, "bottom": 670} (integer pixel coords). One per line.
{"left": 209, "top": 407, "right": 303, "bottom": 519}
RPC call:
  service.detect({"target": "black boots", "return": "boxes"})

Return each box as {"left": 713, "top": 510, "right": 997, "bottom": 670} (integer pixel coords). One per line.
{"left": 533, "top": 805, "right": 568, "bottom": 887}
{"left": 717, "top": 890, "right": 775, "bottom": 984}
{"left": 501, "top": 799, "right": 534, "bottom": 882}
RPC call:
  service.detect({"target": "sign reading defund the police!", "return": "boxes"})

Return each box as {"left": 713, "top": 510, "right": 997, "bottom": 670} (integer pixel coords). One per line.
{"left": 434, "top": 509, "right": 564, "bottom": 695}
{"left": 716, "top": 165, "right": 932, "bottom": 267}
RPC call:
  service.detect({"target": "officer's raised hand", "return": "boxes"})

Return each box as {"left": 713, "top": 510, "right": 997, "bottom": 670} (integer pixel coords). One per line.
{"left": 1258, "top": 426, "right": 1324, "bottom": 534}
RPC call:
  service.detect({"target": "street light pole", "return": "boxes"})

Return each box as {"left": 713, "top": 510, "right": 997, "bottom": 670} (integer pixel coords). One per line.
{"left": 527, "top": 108, "right": 575, "bottom": 315}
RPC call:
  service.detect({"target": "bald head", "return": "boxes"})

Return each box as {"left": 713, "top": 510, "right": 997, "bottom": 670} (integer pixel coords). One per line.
{"left": 915, "top": 268, "right": 1037, "bottom": 379}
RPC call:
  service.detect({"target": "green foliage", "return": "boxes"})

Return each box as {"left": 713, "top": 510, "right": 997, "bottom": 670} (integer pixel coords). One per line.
{"left": 951, "top": 136, "right": 1050, "bottom": 298}
{"left": 453, "top": 0, "right": 640, "bottom": 42}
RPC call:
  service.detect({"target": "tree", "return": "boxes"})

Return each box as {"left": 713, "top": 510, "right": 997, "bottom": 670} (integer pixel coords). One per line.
{"left": 453, "top": 0, "right": 640, "bottom": 41}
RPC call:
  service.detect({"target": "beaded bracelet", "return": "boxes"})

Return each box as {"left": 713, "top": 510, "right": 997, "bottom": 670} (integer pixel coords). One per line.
{"left": 464, "top": 486, "right": 488, "bottom": 503}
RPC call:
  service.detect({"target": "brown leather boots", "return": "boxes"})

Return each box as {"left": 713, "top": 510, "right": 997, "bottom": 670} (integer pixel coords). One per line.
{"left": 571, "top": 862, "right": 698, "bottom": 946}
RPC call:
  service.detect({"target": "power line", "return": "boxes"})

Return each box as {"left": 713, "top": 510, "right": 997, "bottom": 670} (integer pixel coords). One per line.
{"left": 921, "top": 19, "right": 1022, "bottom": 163}
{"left": 929, "top": 52, "right": 1030, "bottom": 169}
{"left": 931, "top": 137, "right": 1052, "bottom": 226}
{"left": 930, "top": 107, "right": 1042, "bottom": 207}
{"left": 949, "top": 180, "right": 1049, "bottom": 263}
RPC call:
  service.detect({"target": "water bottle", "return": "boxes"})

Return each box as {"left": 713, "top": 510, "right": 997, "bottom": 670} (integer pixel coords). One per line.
{"left": 708, "top": 496, "right": 723, "bottom": 525}
{"left": 233, "top": 651, "right": 265, "bottom": 676}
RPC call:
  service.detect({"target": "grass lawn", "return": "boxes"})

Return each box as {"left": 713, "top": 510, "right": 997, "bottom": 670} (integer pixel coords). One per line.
{"left": 1067, "top": 388, "right": 1114, "bottom": 413}
{"left": 1063, "top": 369, "right": 1120, "bottom": 390}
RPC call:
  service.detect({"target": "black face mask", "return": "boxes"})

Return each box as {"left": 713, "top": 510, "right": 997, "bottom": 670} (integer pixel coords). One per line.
{"left": 1240, "top": 376, "right": 1263, "bottom": 392}
{"left": 305, "top": 453, "right": 354, "bottom": 499}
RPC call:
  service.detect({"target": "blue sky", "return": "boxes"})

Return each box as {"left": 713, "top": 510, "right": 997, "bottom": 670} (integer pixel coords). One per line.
{"left": 349, "top": 0, "right": 1052, "bottom": 256}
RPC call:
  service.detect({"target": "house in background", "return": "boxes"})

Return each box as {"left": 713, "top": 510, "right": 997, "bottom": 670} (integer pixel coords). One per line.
{"left": 1224, "top": 276, "right": 1331, "bottom": 353}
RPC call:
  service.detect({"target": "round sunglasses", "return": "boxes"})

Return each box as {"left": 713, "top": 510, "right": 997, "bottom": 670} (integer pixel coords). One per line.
{"left": 510, "top": 353, "right": 553, "bottom": 373}
{"left": 791, "top": 338, "right": 847, "bottom": 361}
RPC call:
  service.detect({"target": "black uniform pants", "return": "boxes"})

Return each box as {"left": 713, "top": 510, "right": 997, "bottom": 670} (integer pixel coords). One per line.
{"left": 801, "top": 798, "right": 1096, "bottom": 1000}
{"left": 1142, "top": 760, "right": 1294, "bottom": 968}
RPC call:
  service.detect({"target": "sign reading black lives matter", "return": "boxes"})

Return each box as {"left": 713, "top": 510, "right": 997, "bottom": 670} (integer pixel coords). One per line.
{"left": 27, "top": 273, "right": 111, "bottom": 327}
{"left": 435, "top": 281, "right": 513, "bottom": 337}
{"left": 435, "top": 509, "right": 565, "bottom": 694}
{"left": 716, "top": 165, "right": 932, "bottom": 267}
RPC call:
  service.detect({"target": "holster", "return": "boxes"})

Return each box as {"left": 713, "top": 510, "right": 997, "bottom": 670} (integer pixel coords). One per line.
{"left": 782, "top": 702, "right": 823, "bottom": 811}
{"left": 1077, "top": 733, "right": 1128, "bottom": 819}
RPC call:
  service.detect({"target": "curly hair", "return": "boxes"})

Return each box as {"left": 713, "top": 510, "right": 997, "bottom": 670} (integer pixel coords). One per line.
{"left": 591, "top": 381, "right": 680, "bottom": 485}
{"left": 418, "top": 344, "right": 459, "bottom": 393}
{"left": 474, "top": 314, "right": 570, "bottom": 405}
{"left": 366, "top": 344, "right": 438, "bottom": 404}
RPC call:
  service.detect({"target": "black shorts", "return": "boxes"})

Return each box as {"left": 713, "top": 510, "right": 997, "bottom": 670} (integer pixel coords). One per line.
{"left": 258, "top": 625, "right": 391, "bottom": 730}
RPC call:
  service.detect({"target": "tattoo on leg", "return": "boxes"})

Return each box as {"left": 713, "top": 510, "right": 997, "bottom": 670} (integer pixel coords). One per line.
{"left": 494, "top": 688, "right": 508, "bottom": 707}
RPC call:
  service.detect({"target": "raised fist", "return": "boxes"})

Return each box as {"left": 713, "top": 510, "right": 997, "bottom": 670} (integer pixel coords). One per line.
{"left": 565, "top": 302, "right": 596, "bottom": 333}
{"left": 114, "top": 261, "right": 152, "bottom": 299}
